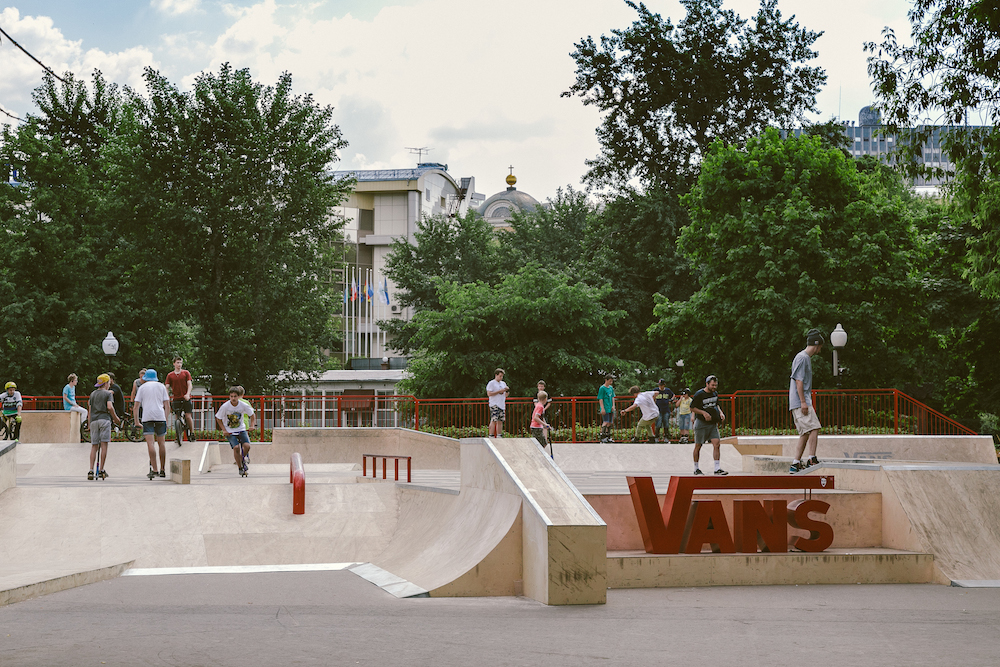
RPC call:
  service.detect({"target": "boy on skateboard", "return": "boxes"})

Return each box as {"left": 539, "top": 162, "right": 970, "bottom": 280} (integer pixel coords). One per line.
{"left": 215, "top": 386, "right": 255, "bottom": 476}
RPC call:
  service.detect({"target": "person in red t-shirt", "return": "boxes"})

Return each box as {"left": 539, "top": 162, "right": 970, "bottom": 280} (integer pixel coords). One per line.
{"left": 165, "top": 356, "right": 194, "bottom": 437}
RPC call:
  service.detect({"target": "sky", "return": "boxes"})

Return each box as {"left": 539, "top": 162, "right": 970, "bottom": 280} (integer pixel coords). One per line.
{"left": 0, "top": 0, "right": 914, "bottom": 200}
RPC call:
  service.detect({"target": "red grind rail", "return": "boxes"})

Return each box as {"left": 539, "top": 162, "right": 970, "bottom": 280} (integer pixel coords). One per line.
{"left": 290, "top": 453, "right": 305, "bottom": 515}
{"left": 362, "top": 454, "right": 412, "bottom": 482}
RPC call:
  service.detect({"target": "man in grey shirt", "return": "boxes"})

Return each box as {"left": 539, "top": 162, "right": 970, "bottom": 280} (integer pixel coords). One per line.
{"left": 88, "top": 373, "right": 120, "bottom": 480}
{"left": 789, "top": 329, "right": 824, "bottom": 473}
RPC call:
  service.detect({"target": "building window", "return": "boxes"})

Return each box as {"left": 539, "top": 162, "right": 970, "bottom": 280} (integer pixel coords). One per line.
{"left": 425, "top": 188, "right": 431, "bottom": 202}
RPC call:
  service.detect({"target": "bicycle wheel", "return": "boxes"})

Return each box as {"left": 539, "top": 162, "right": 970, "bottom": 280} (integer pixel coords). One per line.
{"left": 174, "top": 412, "right": 183, "bottom": 446}
{"left": 0, "top": 417, "right": 10, "bottom": 440}
{"left": 123, "top": 414, "right": 143, "bottom": 442}
{"left": 80, "top": 419, "right": 90, "bottom": 444}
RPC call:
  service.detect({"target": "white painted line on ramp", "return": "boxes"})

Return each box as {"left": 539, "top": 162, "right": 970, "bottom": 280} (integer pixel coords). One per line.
{"left": 123, "top": 563, "right": 361, "bottom": 577}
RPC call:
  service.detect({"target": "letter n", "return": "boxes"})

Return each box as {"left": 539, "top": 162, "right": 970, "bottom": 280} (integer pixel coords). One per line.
{"left": 682, "top": 500, "right": 735, "bottom": 554}
{"left": 734, "top": 499, "right": 787, "bottom": 553}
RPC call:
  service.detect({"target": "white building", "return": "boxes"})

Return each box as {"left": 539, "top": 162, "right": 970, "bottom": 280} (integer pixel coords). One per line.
{"left": 329, "top": 163, "right": 479, "bottom": 364}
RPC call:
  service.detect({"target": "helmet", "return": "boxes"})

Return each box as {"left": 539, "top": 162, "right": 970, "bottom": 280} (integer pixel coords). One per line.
{"left": 4, "top": 381, "right": 15, "bottom": 390}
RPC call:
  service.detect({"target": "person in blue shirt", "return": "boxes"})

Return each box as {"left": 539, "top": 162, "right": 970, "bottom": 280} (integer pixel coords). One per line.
{"left": 63, "top": 373, "right": 89, "bottom": 426}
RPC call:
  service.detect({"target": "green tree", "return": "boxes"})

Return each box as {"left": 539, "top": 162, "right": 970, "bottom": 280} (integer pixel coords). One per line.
{"left": 563, "top": 0, "right": 826, "bottom": 190}
{"left": 102, "top": 64, "right": 351, "bottom": 393}
{"left": 0, "top": 72, "right": 125, "bottom": 393}
{"left": 650, "top": 129, "right": 929, "bottom": 390}
{"left": 381, "top": 210, "right": 503, "bottom": 355}
{"left": 399, "top": 265, "right": 624, "bottom": 398}
{"left": 866, "top": 0, "right": 1000, "bottom": 298}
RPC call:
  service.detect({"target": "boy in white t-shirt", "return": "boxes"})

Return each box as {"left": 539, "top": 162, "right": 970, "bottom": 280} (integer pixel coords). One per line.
{"left": 215, "top": 386, "right": 256, "bottom": 476}
{"left": 621, "top": 385, "right": 660, "bottom": 443}
{"left": 486, "top": 368, "right": 509, "bottom": 438}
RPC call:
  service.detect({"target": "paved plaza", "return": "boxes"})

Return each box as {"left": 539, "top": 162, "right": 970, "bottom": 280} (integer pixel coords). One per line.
{"left": 2, "top": 572, "right": 1000, "bottom": 666}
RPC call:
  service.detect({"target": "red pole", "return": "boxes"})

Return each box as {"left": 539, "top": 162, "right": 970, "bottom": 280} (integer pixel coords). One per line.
{"left": 571, "top": 398, "right": 577, "bottom": 443}
{"left": 291, "top": 452, "right": 305, "bottom": 515}
{"left": 394, "top": 457, "right": 399, "bottom": 481}
{"left": 407, "top": 456, "right": 411, "bottom": 483}
{"left": 414, "top": 398, "right": 420, "bottom": 431}
{"left": 894, "top": 390, "right": 899, "bottom": 434}
{"left": 363, "top": 455, "right": 367, "bottom": 477}
{"left": 259, "top": 396, "right": 265, "bottom": 442}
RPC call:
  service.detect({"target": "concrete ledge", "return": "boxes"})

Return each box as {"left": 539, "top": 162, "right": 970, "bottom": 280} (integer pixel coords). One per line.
{"left": 0, "top": 560, "right": 134, "bottom": 607}
{"left": 272, "top": 428, "right": 460, "bottom": 470}
{"left": 19, "top": 410, "right": 81, "bottom": 444}
{"left": 0, "top": 441, "right": 15, "bottom": 494}
{"left": 607, "top": 549, "right": 935, "bottom": 588}
{"left": 731, "top": 435, "right": 996, "bottom": 464}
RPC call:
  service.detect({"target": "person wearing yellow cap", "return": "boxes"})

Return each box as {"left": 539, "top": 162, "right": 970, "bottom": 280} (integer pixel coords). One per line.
{"left": 88, "top": 374, "right": 120, "bottom": 480}
{"left": 2, "top": 381, "right": 23, "bottom": 440}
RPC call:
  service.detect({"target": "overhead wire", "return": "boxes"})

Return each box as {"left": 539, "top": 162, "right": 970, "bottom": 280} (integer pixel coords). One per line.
{"left": 0, "top": 106, "right": 24, "bottom": 122}
{"left": 0, "top": 23, "right": 68, "bottom": 84}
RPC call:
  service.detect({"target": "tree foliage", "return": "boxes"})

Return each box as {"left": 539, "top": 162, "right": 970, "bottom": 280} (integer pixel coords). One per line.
{"left": 866, "top": 0, "right": 1000, "bottom": 298}
{"left": 101, "top": 64, "right": 351, "bottom": 394}
{"left": 0, "top": 65, "right": 349, "bottom": 394}
{"left": 0, "top": 72, "right": 124, "bottom": 392}
{"left": 650, "top": 129, "right": 929, "bottom": 390}
{"left": 398, "top": 265, "right": 623, "bottom": 398}
{"left": 563, "top": 0, "right": 826, "bottom": 190}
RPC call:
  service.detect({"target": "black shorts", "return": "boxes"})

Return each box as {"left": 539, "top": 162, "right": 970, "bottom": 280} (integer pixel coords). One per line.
{"left": 171, "top": 398, "right": 193, "bottom": 414}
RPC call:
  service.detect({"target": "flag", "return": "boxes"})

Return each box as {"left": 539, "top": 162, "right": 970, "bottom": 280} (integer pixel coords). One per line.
{"left": 366, "top": 280, "right": 374, "bottom": 302}
{"left": 351, "top": 277, "right": 357, "bottom": 302}
{"left": 381, "top": 277, "right": 390, "bottom": 305}
{"left": 343, "top": 284, "right": 348, "bottom": 305}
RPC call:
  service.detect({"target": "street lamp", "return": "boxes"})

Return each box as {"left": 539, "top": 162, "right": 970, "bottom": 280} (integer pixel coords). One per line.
{"left": 102, "top": 332, "right": 119, "bottom": 366}
{"left": 830, "top": 324, "right": 848, "bottom": 384}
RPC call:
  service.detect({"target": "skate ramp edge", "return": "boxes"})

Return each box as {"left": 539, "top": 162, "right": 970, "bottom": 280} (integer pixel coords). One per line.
{"left": 0, "top": 441, "right": 15, "bottom": 494}
{"left": 0, "top": 560, "right": 134, "bottom": 607}
{"left": 879, "top": 466, "right": 1000, "bottom": 583}
{"left": 361, "top": 437, "right": 607, "bottom": 605}
{"left": 731, "top": 435, "right": 996, "bottom": 465}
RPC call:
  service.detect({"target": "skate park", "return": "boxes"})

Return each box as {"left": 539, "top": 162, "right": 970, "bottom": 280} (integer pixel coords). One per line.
{"left": 3, "top": 414, "right": 1000, "bottom": 608}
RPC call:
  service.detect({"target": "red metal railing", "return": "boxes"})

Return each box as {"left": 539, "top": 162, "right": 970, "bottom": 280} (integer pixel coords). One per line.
{"left": 362, "top": 454, "right": 412, "bottom": 482}
{"left": 22, "top": 388, "right": 976, "bottom": 442}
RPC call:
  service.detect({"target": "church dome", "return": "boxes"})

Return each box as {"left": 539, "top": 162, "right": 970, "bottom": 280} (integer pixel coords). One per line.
{"left": 476, "top": 170, "right": 540, "bottom": 227}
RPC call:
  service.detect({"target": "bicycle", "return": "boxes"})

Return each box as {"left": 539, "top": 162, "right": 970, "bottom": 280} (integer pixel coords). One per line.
{"left": 1, "top": 413, "right": 19, "bottom": 441}
{"left": 171, "top": 400, "right": 194, "bottom": 446}
{"left": 114, "top": 409, "right": 143, "bottom": 442}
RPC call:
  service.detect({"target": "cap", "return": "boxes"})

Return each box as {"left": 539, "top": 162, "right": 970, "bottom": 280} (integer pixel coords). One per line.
{"left": 806, "top": 328, "right": 825, "bottom": 346}
{"left": 94, "top": 373, "right": 111, "bottom": 387}
{"left": 705, "top": 375, "right": 718, "bottom": 384}
{"left": 682, "top": 388, "right": 690, "bottom": 394}
{"left": 144, "top": 369, "right": 158, "bottom": 381}
{"left": 658, "top": 378, "right": 666, "bottom": 384}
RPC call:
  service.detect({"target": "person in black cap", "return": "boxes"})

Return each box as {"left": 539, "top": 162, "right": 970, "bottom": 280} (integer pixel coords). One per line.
{"left": 653, "top": 379, "right": 675, "bottom": 443}
{"left": 789, "top": 328, "right": 824, "bottom": 473}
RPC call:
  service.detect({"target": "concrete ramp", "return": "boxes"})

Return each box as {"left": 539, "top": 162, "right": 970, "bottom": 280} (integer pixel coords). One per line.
{"left": 881, "top": 466, "right": 1000, "bottom": 582}
{"left": 361, "top": 437, "right": 607, "bottom": 605}
{"left": 371, "top": 487, "right": 522, "bottom": 597}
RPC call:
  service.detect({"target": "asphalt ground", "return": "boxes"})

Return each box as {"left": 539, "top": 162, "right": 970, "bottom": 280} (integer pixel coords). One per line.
{"left": 2, "top": 573, "right": 999, "bottom": 667}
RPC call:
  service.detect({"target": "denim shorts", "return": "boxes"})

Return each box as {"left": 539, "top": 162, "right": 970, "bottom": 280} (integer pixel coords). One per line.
{"left": 678, "top": 413, "right": 691, "bottom": 430}
{"left": 226, "top": 431, "right": 251, "bottom": 449}
{"left": 142, "top": 420, "right": 167, "bottom": 436}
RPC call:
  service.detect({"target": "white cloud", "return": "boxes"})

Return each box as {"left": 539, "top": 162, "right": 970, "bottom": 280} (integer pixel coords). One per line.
{"left": 3, "top": 0, "right": 921, "bottom": 198}
{"left": 0, "top": 6, "right": 157, "bottom": 130}
{"left": 151, "top": 0, "right": 203, "bottom": 16}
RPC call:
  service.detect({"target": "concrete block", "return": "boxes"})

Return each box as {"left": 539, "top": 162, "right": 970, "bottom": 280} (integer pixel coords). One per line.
{"left": 169, "top": 458, "right": 190, "bottom": 484}
{"left": 19, "top": 411, "right": 80, "bottom": 444}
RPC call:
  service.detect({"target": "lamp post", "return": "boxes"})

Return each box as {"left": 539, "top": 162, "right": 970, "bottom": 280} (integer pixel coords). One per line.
{"left": 102, "top": 332, "right": 119, "bottom": 369}
{"left": 830, "top": 324, "right": 848, "bottom": 386}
